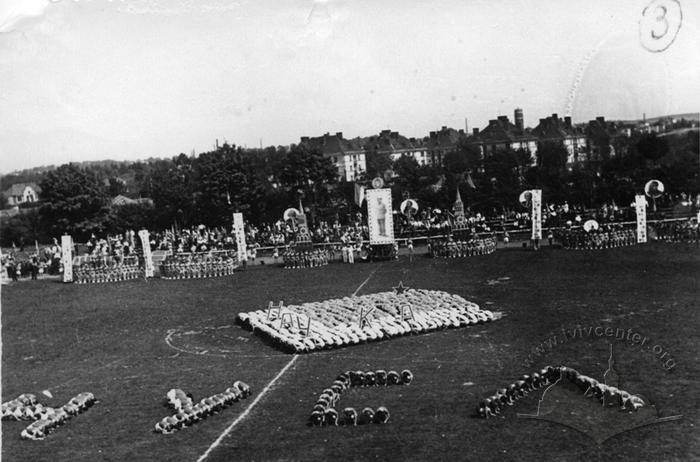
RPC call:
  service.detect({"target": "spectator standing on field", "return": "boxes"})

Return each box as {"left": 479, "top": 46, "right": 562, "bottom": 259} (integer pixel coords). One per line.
{"left": 347, "top": 243, "right": 354, "bottom": 264}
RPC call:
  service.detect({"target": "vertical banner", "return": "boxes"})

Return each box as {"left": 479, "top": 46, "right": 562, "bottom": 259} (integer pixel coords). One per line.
{"left": 138, "top": 229, "right": 154, "bottom": 277}
{"left": 635, "top": 194, "right": 647, "bottom": 243}
{"left": 61, "top": 235, "right": 73, "bottom": 283}
{"left": 233, "top": 213, "right": 248, "bottom": 262}
{"left": 531, "top": 189, "right": 542, "bottom": 240}
{"left": 354, "top": 183, "right": 366, "bottom": 207}
{"left": 366, "top": 188, "right": 395, "bottom": 245}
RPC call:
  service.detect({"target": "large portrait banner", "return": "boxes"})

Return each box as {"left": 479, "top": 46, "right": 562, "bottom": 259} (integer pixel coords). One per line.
{"left": 366, "top": 188, "right": 395, "bottom": 245}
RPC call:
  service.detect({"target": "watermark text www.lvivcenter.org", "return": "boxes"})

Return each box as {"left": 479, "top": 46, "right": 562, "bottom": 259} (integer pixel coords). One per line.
{"left": 522, "top": 325, "right": 677, "bottom": 371}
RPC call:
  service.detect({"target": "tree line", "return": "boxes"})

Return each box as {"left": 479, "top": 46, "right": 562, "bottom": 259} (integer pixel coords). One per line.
{"left": 1, "top": 130, "right": 697, "bottom": 246}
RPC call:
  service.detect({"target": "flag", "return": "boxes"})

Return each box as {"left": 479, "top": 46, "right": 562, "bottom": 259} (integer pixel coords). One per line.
{"left": 465, "top": 172, "right": 477, "bottom": 190}
{"left": 354, "top": 183, "right": 366, "bottom": 207}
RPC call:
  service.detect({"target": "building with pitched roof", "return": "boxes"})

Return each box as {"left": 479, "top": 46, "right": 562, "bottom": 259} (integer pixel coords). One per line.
{"left": 299, "top": 132, "right": 366, "bottom": 182}
{"left": 531, "top": 113, "right": 587, "bottom": 165}
{"left": 424, "top": 126, "right": 466, "bottom": 166}
{"left": 472, "top": 112, "right": 538, "bottom": 162}
{"left": 584, "top": 116, "right": 626, "bottom": 162}
{"left": 364, "top": 129, "right": 429, "bottom": 166}
{"left": 3, "top": 183, "right": 41, "bottom": 207}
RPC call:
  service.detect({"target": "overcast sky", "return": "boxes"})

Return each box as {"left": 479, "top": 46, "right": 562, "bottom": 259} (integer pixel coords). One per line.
{"left": 1, "top": 0, "right": 698, "bottom": 173}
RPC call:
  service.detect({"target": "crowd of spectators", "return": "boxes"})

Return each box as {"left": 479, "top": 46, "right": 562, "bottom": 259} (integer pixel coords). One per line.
{"left": 2, "top": 239, "right": 62, "bottom": 281}
{"left": 83, "top": 231, "right": 139, "bottom": 265}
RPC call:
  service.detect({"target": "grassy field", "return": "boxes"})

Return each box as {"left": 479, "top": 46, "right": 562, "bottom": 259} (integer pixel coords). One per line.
{"left": 2, "top": 243, "right": 699, "bottom": 462}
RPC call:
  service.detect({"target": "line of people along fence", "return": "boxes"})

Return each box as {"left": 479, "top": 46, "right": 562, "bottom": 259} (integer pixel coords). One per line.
{"left": 2, "top": 216, "right": 697, "bottom": 284}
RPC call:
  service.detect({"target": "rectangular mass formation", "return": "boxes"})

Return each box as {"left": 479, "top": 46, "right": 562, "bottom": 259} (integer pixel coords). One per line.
{"left": 237, "top": 289, "right": 498, "bottom": 353}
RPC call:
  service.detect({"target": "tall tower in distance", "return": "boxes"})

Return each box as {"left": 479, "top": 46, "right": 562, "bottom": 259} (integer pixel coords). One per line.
{"left": 514, "top": 108, "right": 524, "bottom": 131}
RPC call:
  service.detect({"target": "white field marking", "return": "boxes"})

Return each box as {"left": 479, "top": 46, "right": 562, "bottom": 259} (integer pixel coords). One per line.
{"left": 195, "top": 354, "right": 299, "bottom": 462}
{"left": 352, "top": 267, "right": 378, "bottom": 296}
{"left": 196, "top": 268, "right": 378, "bottom": 461}
{"left": 164, "top": 326, "right": 288, "bottom": 358}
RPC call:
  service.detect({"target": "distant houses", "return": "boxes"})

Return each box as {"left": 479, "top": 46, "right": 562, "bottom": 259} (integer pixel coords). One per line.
{"left": 299, "top": 132, "right": 366, "bottom": 182}
{"left": 530, "top": 113, "right": 587, "bottom": 165}
{"left": 3, "top": 183, "right": 41, "bottom": 207}
{"left": 472, "top": 111, "right": 538, "bottom": 161}
{"left": 1, "top": 182, "right": 155, "bottom": 211}
{"left": 299, "top": 109, "right": 664, "bottom": 181}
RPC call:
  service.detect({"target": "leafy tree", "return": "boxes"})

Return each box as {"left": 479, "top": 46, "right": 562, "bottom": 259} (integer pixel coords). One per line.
{"left": 451, "top": 140, "right": 482, "bottom": 172}
{"left": 278, "top": 144, "right": 337, "bottom": 222}
{"left": 280, "top": 144, "right": 337, "bottom": 192}
{"left": 637, "top": 133, "right": 669, "bottom": 164}
{"left": 39, "top": 164, "right": 109, "bottom": 239}
{"left": 105, "top": 202, "right": 157, "bottom": 235}
{"left": 0, "top": 209, "right": 49, "bottom": 247}
{"left": 535, "top": 141, "right": 569, "bottom": 202}
{"left": 392, "top": 155, "right": 420, "bottom": 189}
{"left": 483, "top": 149, "right": 521, "bottom": 209}
{"left": 365, "top": 146, "right": 393, "bottom": 179}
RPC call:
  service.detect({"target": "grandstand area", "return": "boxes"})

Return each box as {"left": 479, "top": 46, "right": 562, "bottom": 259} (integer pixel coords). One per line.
{"left": 2, "top": 242, "right": 699, "bottom": 461}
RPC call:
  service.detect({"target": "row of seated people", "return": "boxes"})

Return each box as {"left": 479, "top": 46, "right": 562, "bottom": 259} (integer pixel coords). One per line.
{"left": 309, "top": 370, "right": 409, "bottom": 426}
{"left": 477, "top": 366, "right": 644, "bottom": 418}
{"left": 652, "top": 220, "right": 700, "bottom": 243}
{"left": 155, "top": 381, "right": 250, "bottom": 434}
{"left": 2, "top": 392, "right": 96, "bottom": 440}
{"left": 73, "top": 259, "right": 143, "bottom": 284}
{"left": 427, "top": 237, "right": 496, "bottom": 258}
{"left": 556, "top": 227, "right": 637, "bottom": 250}
{"left": 282, "top": 249, "right": 330, "bottom": 269}
{"left": 160, "top": 252, "right": 238, "bottom": 279}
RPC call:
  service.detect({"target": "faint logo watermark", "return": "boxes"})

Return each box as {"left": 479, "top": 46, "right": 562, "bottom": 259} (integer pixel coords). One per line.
{"left": 522, "top": 325, "right": 677, "bottom": 371}
{"left": 517, "top": 326, "right": 682, "bottom": 444}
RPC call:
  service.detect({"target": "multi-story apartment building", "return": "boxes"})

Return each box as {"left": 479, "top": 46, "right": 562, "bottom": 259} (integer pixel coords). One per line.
{"left": 531, "top": 113, "right": 587, "bottom": 166}
{"left": 299, "top": 132, "right": 366, "bottom": 182}
{"left": 584, "top": 116, "right": 625, "bottom": 162}
{"left": 364, "top": 129, "right": 428, "bottom": 166}
{"left": 424, "top": 126, "right": 466, "bottom": 166}
{"left": 471, "top": 110, "right": 538, "bottom": 163}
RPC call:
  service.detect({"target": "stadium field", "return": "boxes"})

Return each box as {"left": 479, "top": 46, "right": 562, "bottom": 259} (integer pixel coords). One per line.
{"left": 2, "top": 243, "right": 699, "bottom": 462}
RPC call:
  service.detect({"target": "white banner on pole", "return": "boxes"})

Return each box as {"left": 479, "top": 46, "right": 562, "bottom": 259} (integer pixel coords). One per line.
{"left": 138, "top": 229, "right": 154, "bottom": 277}
{"left": 233, "top": 212, "right": 247, "bottom": 262}
{"left": 531, "top": 189, "right": 542, "bottom": 240}
{"left": 635, "top": 194, "right": 647, "bottom": 243}
{"left": 61, "top": 235, "right": 73, "bottom": 283}
{"left": 366, "top": 188, "right": 395, "bottom": 245}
